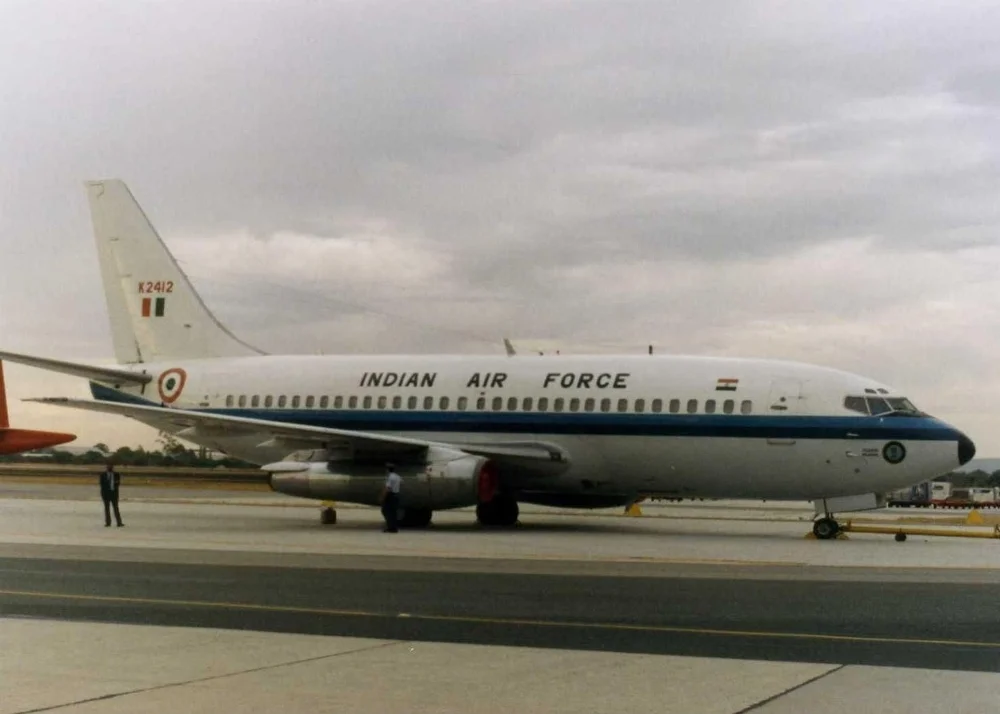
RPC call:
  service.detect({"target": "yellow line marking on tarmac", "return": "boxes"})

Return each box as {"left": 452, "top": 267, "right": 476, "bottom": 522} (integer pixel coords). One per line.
{"left": 3, "top": 588, "right": 1000, "bottom": 650}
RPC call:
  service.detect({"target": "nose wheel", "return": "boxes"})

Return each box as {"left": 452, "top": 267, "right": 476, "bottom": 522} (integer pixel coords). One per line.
{"left": 812, "top": 516, "right": 841, "bottom": 540}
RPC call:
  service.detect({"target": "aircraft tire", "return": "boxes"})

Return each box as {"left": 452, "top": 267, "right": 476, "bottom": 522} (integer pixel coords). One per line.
{"left": 812, "top": 517, "right": 840, "bottom": 540}
{"left": 476, "top": 497, "right": 519, "bottom": 527}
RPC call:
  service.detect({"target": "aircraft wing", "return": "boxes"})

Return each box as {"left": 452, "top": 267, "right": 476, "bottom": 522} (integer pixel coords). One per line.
{"left": 0, "top": 350, "right": 151, "bottom": 386}
{"left": 27, "top": 397, "right": 570, "bottom": 466}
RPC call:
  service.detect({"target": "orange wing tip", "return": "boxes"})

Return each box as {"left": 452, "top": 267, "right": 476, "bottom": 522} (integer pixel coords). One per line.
{"left": 0, "top": 429, "right": 77, "bottom": 455}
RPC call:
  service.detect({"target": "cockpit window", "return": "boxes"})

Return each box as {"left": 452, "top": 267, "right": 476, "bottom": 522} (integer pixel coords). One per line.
{"left": 843, "top": 396, "right": 868, "bottom": 414}
{"left": 865, "top": 397, "right": 892, "bottom": 415}
{"left": 844, "top": 395, "right": 922, "bottom": 416}
{"left": 886, "top": 397, "right": 920, "bottom": 414}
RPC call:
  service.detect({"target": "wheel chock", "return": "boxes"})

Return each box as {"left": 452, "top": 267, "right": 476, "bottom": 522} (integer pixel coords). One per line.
{"left": 625, "top": 503, "right": 643, "bottom": 517}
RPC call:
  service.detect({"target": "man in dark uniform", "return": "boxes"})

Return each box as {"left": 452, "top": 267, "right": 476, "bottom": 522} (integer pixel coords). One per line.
{"left": 99, "top": 462, "right": 124, "bottom": 527}
{"left": 380, "top": 463, "right": 401, "bottom": 533}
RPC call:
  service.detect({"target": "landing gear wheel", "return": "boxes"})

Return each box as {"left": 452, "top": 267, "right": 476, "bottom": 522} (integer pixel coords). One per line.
{"left": 476, "top": 497, "right": 519, "bottom": 527}
{"left": 894, "top": 532, "right": 907, "bottom": 542}
{"left": 320, "top": 507, "right": 337, "bottom": 525}
{"left": 399, "top": 508, "right": 433, "bottom": 529}
{"left": 812, "top": 517, "right": 840, "bottom": 540}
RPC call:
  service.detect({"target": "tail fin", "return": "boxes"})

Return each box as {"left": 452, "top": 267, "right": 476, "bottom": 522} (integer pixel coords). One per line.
{"left": 0, "top": 361, "right": 76, "bottom": 453}
{"left": 85, "top": 179, "right": 264, "bottom": 364}
{"left": 0, "top": 361, "right": 9, "bottom": 429}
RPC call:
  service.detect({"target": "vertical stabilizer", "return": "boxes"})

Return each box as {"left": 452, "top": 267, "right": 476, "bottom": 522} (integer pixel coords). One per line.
{"left": 85, "top": 180, "right": 264, "bottom": 363}
{"left": 0, "top": 361, "right": 9, "bottom": 429}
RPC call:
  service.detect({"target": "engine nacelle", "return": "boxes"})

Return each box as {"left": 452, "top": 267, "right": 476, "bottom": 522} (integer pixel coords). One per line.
{"left": 265, "top": 446, "right": 497, "bottom": 510}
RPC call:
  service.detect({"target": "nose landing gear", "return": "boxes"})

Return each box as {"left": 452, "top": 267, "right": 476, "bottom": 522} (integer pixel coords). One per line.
{"left": 812, "top": 516, "right": 841, "bottom": 540}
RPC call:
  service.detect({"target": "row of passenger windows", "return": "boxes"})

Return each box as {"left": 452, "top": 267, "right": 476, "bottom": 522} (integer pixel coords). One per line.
{"left": 224, "top": 393, "right": 754, "bottom": 415}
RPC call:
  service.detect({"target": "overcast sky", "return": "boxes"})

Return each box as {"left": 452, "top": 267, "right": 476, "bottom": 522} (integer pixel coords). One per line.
{"left": 2, "top": 0, "right": 1000, "bottom": 454}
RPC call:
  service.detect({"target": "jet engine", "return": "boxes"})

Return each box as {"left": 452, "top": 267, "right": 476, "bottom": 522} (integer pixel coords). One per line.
{"left": 265, "top": 446, "right": 497, "bottom": 511}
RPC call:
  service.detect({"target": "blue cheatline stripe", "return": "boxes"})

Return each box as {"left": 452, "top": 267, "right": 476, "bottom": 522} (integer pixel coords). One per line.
{"left": 89, "top": 383, "right": 960, "bottom": 442}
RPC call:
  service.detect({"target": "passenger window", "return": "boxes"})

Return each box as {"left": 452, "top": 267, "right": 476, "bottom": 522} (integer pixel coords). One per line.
{"left": 617, "top": 398, "right": 628, "bottom": 413}
{"left": 440, "top": 397, "right": 449, "bottom": 409}
{"left": 740, "top": 400, "right": 752, "bottom": 415}
{"left": 238, "top": 395, "right": 247, "bottom": 407}
{"left": 348, "top": 396, "right": 358, "bottom": 409}
{"left": 408, "top": 396, "right": 417, "bottom": 409}
{"left": 843, "top": 396, "right": 868, "bottom": 415}
{"left": 265, "top": 395, "right": 274, "bottom": 408}
{"left": 424, "top": 396, "right": 433, "bottom": 410}
{"left": 392, "top": 396, "right": 402, "bottom": 409}
{"left": 493, "top": 397, "right": 503, "bottom": 411}
{"left": 320, "top": 396, "right": 329, "bottom": 408}
{"left": 651, "top": 398, "right": 662, "bottom": 413}
{"left": 551, "top": 398, "right": 563, "bottom": 412}
{"left": 538, "top": 397, "right": 549, "bottom": 411}
{"left": 251, "top": 395, "right": 260, "bottom": 408}
{"left": 330, "top": 396, "right": 340, "bottom": 409}
{"left": 278, "top": 395, "right": 287, "bottom": 408}
{"left": 569, "top": 398, "right": 580, "bottom": 412}
{"left": 476, "top": 397, "right": 486, "bottom": 410}
{"left": 723, "top": 399, "right": 734, "bottom": 414}
{"left": 705, "top": 399, "right": 716, "bottom": 414}
{"left": 377, "top": 396, "right": 387, "bottom": 409}
{"left": 600, "top": 398, "right": 611, "bottom": 413}
{"left": 523, "top": 397, "right": 533, "bottom": 411}
{"left": 669, "top": 399, "right": 680, "bottom": 414}
{"left": 291, "top": 396, "right": 301, "bottom": 408}
{"left": 635, "top": 399, "right": 645, "bottom": 413}
{"left": 507, "top": 397, "right": 518, "bottom": 411}
{"left": 363, "top": 396, "right": 372, "bottom": 409}
{"left": 686, "top": 399, "right": 698, "bottom": 414}
{"left": 226, "top": 395, "right": 234, "bottom": 407}
{"left": 458, "top": 396, "right": 468, "bottom": 410}
{"left": 306, "top": 396, "right": 315, "bottom": 408}
{"left": 584, "top": 398, "right": 595, "bottom": 412}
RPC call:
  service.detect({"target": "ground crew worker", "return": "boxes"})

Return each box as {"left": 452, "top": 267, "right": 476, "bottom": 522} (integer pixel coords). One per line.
{"left": 99, "top": 462, "right": 124, "bottom": 527}
{"left": 380, "top": 463, "right": 401, "bottom": 533}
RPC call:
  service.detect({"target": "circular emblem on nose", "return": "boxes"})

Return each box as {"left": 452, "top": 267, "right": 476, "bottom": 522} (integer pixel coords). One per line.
{"left": 883, "top": 441, "right": 906, "bottom": 465}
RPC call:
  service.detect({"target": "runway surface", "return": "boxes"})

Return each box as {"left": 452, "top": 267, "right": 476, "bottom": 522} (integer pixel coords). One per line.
{"left": 2, "top": 548, "right": 1000, "bottom": 673}
{"left": 6, "top": 486, "right": 1000, "bottom": 712}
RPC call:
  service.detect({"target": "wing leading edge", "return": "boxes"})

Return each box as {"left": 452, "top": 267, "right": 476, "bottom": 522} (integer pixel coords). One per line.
{"left": 27, "top": 397, "right": 571, "bottom": 467}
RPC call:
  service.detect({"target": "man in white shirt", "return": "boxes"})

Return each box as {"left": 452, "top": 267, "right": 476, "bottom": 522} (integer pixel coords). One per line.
{"left": 380, "top": 463, "right": 402, "bottom": 533}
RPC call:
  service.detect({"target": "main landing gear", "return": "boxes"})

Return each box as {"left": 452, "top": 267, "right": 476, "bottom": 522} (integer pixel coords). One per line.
{"left": 812, "top": 516, "right": 842, "bottom": 540}
{"left": 476, "top": 495, "right": 519, "bottom": 527}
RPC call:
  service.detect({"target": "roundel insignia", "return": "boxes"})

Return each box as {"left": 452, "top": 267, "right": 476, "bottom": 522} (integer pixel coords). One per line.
{"left": 882, "top": 441, "right": 906, "bottom": 465}
{"left": 157, "top": 368, "right": 187, "bottom": 404}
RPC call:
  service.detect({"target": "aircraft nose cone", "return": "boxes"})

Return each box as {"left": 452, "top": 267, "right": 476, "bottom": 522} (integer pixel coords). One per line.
{"left": 958, "top": 433, "right": 976, "bottom": 466}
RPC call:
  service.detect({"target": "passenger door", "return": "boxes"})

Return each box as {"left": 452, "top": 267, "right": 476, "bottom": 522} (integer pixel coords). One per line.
{"left": 767, "top": 379, "right": 802, "bottom": 414}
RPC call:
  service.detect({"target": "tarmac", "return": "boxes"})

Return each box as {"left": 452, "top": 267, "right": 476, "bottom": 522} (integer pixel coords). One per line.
{"left": 3, "top": 482, "right": 1000, "bottom": 712}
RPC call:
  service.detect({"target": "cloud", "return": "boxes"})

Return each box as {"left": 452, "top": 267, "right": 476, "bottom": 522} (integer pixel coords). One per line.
{"left": 1, "top": 0, "right": 999, "bottom": 452}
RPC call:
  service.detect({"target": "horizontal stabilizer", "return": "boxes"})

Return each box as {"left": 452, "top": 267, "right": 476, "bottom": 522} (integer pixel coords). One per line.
{"left": 0, "top": 350, "right": 151, "bottom": 386}
{"left": 0, "top": 428, "right": 76, "bottom": 455}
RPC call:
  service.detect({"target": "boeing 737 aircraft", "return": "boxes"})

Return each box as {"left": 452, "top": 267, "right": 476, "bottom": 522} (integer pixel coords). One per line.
{"left": 0, "top": 361, "right": 75, "bottom": 455}
{"left": 0, "top": 180, "right": 975, "bottom": 538}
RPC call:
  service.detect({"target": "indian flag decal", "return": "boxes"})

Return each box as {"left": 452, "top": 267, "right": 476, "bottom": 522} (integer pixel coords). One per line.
{"left": 715, "top": 378, "right": 739, "bottom": 391}
{"left": 141, "top": 297, "right": 167, "bottom": 318}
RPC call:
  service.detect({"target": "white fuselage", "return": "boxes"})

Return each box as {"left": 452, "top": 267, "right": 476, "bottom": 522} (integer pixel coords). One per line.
{"left": 93, "top": 353, "right": 970, "bottom": 505}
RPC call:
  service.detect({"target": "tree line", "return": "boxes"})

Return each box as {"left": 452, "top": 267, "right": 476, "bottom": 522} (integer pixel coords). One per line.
{"left": 0, "top": 431, "right": 256, "bottom": 469}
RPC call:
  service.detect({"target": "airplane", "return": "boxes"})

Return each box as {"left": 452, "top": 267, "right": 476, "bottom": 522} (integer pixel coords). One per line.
{"left": 0, "top": 179, "right": 975, "bottom": 539}
{"left": 0, "top": 361, "right": 75, "bottom": 455}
